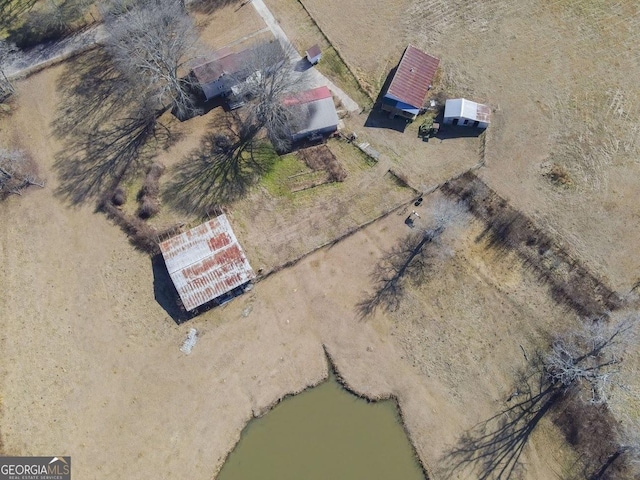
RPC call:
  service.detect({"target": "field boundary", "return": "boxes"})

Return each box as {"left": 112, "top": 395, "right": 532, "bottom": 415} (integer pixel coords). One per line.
{"left": 442, "top": 171, "right": 624, "bottom": 317}
{"left": 256, "top": 186, "right": 419, "bottom": 282}
{"left": 296, "top": 0, "right": 374, "bottom": 103}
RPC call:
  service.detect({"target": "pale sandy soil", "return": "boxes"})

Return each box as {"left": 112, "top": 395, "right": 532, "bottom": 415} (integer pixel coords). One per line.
{"left": 195, "top": 2, "right": 267, "bottom": 50}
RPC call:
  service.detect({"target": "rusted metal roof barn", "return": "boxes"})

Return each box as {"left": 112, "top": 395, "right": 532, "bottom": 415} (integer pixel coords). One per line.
{"left": 381, "top": 45, "right": 440, "bottom": 120}
{"left": 159, "top": 215, "right": 255, "bottom": 311}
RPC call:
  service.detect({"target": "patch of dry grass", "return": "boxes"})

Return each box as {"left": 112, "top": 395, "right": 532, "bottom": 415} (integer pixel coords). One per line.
{"left": 232, "top": 138, "right": 413, "bottom": 269}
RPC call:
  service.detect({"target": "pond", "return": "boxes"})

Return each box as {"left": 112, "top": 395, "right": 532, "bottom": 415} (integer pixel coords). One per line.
{"left": 216, "top": 372, "right": 426, "bottom": 480}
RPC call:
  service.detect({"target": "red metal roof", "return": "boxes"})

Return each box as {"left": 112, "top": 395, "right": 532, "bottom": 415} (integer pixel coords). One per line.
{"left": 159, "top": 215, "right": 255, "bottom": 311}
{"left": 386, "top": 45, "right": 440, "bottom": 109}
{"left": 306, "top": 44, "right": 321, "bottom": 59}
{"left": 282, "top": 86, "right": 332, "bottom": 106}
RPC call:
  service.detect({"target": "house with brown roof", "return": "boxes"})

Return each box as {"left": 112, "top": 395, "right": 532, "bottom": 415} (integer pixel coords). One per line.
{"left": 191, "top": 42, "right": 285, "bottom": 104}
{"left": 381, "top": 45, "right": 439, "bottom": 120}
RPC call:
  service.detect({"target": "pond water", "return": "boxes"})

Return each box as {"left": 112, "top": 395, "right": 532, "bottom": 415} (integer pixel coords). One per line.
{"left": 216, "top": 372, "right": 426, "bottom": 480}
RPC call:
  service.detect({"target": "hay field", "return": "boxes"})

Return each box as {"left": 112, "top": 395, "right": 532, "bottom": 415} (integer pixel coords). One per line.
{"left": 297, "top": 0, "right": 410, "bottom": 96}
{"left": 406, "top": 0, "right": 640, "bottom": 292}
{"left": 300, "top": 0, "right": 640, "bottom": 291}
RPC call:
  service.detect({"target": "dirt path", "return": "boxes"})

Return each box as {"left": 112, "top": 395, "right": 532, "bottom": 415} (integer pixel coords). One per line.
{"left": 250, "top": 0, "right": 360, "bottom": 112}
{"left": 5, "top": 26, "right": 107, "bottom": 80}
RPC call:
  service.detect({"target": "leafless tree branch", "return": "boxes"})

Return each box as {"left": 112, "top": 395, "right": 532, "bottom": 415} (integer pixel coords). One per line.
{"left": 102, "top": 0, "right": 201, "bottom": 118}
{"left": 163, "top": 114, "right": 276, "bottom": 216}
{"left": 358, "top": 198, "right": 468, "bottom": 317}
{"left": 544, "top": 314, "right": 638, "bottom": 405}
{"left": 0, "top": 148, "right": 44, "bottom": 199}
{"left": 231, "top": 42, "right": 305, "bottom": 152}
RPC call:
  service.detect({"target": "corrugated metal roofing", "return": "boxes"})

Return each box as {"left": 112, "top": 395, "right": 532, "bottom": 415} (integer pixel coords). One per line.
{"left": 386, "top": 45, "right": 440, "bottom": 110}
{"left": 286, "top": 94, "right": 339, "bottom": 139}
{"left": 282, "top": 86, "right": 332, "bottom": 106}
{"left": 444, "top": 98, "right": 492, "bottom": 123}
{"left": 192, "top": 48, "right": 255, "bottom": 85}
{"left": 159, "top": 215, "right": 255, "bottom": 311}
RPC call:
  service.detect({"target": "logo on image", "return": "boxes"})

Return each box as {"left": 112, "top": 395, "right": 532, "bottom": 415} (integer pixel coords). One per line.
{"left": 0, "top": 456, "right": 71, "bottom": 480}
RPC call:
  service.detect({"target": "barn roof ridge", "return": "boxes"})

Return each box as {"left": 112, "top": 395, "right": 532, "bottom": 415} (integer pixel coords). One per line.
{"left": 386, "top": 45, "right": 440, "bottom": 110}
{"left": 159, "top": 214, "right": 255, "bottom": 311}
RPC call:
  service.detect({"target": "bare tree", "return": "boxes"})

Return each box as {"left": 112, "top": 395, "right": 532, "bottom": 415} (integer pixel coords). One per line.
{"left": 0, "top": 148, "right": 44, "bottom": 198}
{"left": 544, "top": 314, "right": 637, "bottom": 405}
{"left": 358, "top": 197, "right": 468, "bottom": 316}
{"left": 55, "top": 101, "right": 167, "bottom": 204}
{"left": 0, "top": 40, "right": 19, "bottom": 103}
{"left": 102, "top": 0, "right": 200, "bottom": 118}
{"left": 588, "top": 416, "right": 640, "bottom": 480}
{"left": 233, "top": 41, "right": 303, "bottom": 152}
{"left": 0, "top": 0, "right": 38, "bottom": 34}
{"left": 445, "top": 311, "right": 639, "bottom": 480}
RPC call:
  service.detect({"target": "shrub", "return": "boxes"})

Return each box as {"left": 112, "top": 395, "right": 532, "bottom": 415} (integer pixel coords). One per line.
{"left": 138, "top": 197, "right": 159, "bottom": 219}
{"left": 111, "top": 187, "right": 126, "bottom": 206}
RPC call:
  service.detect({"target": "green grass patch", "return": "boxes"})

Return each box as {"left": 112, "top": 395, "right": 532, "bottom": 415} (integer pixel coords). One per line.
{"left": 260, "top": 153, "right": 307, "bottom": 198}
{"left": 327, "top": 139, "right": 376, "bottom": 170}
{"left": 316, "top": 47, "right": 373, "bottom": 109}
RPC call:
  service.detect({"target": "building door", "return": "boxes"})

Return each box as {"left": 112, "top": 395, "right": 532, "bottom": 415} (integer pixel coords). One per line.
{"left": 452, "top": 118, "right": 459, "bottom": 126}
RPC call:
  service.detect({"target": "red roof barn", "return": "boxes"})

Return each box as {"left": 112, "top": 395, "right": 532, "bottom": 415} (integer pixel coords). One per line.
{"left": 382, "top": 45, "right": 440, "bottom": 120}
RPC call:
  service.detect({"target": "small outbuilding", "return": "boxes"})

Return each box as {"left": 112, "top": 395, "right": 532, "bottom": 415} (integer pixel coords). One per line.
{"left": 306, "top": 44, "right": 322, "bottom": 65}
{"left": 381, "top": 45, "right": 440, "bottom": 120}
{"left": 283, "top": 86, "right": 339, "bottom": 142}
{"left": 159, "top": 215, "right": 255, "bottom": 312}
{"left": 443, "top": 98, "right": 491, "bottom": 128}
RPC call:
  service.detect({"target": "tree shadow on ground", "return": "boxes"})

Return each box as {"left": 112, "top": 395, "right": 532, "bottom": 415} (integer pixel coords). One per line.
{"left": 441, "top": 358, "right": 563, "bottom": 480}
{"left": 163, "top": 116, "right": 277, "bottom": 217}
{"left": 0, "top": 0, "right": 37, "bottom": 31}
{"left": 357, "top": 227, "right": 442, "bottom": 317}
{"left": 190, "top": 0, "right": 241, "bottom": 15}
{"left": 52, "top": 48, "right": 176, "bottom": 204}
{"left": 5, "top": 0, "right": 88, "bottom": 49}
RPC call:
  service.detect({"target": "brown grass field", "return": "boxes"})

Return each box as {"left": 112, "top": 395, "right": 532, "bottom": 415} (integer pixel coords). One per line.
{"left": 297, "top": 0, "right": 640, "bottom": 292}
{"left": 1, "top": 0, "right": 640, "bottom": 479}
